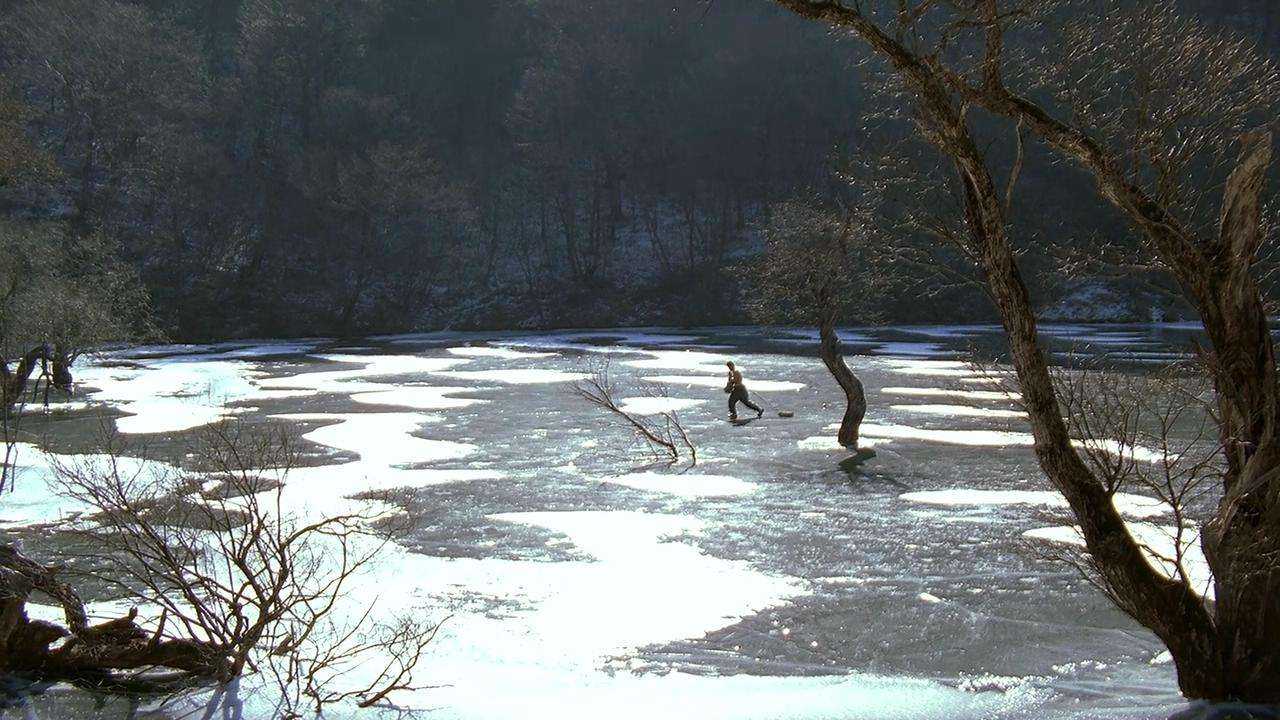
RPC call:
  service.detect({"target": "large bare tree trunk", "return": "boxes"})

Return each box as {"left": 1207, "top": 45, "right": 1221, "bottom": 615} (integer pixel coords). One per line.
{"left": 953, "top": 162, "right": 1225, "bottom": 699}
{"left": 817, "top": 315, "right": 865, "bottom": 448}
{"left": 938, "top": 11, "right": 1280, "bottom": 695}
{"left": 771, "top": 0, "right": 1243, "bottom": 701}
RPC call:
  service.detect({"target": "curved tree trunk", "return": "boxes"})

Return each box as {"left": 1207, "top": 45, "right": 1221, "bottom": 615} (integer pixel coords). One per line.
{"left": 818, "top": 316, "right": 866, "bottom": 449}
{"left": 944, "top": 29, "right": 1280, "bottom": 699}
{"left": 771, "top": 0, "right": 1240, "bottom": 701}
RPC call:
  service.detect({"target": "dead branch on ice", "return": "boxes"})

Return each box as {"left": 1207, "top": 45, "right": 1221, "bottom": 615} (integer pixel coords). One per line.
{"left": 573, "top": 360, "right": 697, "bottom": 466}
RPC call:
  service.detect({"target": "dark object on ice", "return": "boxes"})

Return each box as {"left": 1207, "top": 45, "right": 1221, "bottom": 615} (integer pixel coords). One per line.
{"left": 778, "top": 410, "right": 794, "bottom": 418}
{"left": 1170, "top": 702, "right": 1280, "bottom": 720}
{"left": 725, "top": 361, "right": 763, "bottom": 420}
{"left": 838, "top": 449, "right": 877, "bottom": 470}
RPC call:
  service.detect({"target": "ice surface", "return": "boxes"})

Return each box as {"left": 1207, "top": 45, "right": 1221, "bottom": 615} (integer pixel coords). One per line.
{"left": 891, "top": 404, "right": 1026, "bottom": 419}
{"left": 434, "top": 368, "right": 592, "bottom": 384}
{"left": 899, "top": 325, "right": 997, "bottom": 339}
{"left": 311, "top": 509, "right": 975, "bottom": 720}
{"left": 602, "top": 471, "right": 757, "bottom": 497}
{"left": 623, "top": 349, "right": 730, "bottom": 373}
{"left": 860, "top": 422, "right": 1034, "bottom": 447}
{"left": 570, "top": 331, "right": 705, "bottom": 345}
{"left": 496, "top": 331, "right": 704, "bottom": 354}
{"left": 644, "top": 375, "right": 806, "bottom": 391}
{"left": 882, "top": 387, "right": 1022, "bottom": 401}
{"left": 17, "top": 327, "right": 1213, "bottom": 719}
{"left": 1052, "top": 334, "right": 1152, "bottom": 346}
{"left": 798, "top": 435, "right": 894, "bottom": 451}
{"left": 115, "top": 340, "right": 322, "bottom": 360}
{"left": 765, "top": 328, "right": 874, "bottom": 345}
{"left": 873, "top": 343, "right": 955, "bottom": 358}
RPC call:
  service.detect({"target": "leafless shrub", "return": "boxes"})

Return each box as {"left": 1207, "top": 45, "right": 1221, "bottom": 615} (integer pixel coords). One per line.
{"left": 572, "top": 359, "right": 696, "bottom": 467}
{"left": 36, "top": 420, "right": 439, "bottom": 716}
{"left": 1051, "top": 359, "right": 1221, "bottom": 599}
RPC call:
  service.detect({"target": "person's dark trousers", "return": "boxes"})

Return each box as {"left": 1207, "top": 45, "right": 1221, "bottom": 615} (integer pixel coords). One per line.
{"left": 729, "top": 388, "right": 762, "bottom": 418}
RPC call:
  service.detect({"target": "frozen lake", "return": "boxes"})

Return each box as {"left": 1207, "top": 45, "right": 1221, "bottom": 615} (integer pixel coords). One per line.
{"left": 3, "top": 323, "right": 1213, "bottom": 719}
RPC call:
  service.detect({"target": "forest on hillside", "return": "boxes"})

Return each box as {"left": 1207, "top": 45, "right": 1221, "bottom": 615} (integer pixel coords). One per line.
{"left": 1, "top": 0, "right": 1278, "bottom": 340}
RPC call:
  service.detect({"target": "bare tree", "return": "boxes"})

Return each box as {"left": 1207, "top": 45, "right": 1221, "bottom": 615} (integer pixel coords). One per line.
{"left": 0, "top": 421, "right": 438, "bottom": 715}
{"left": 763, "top": 0, "right": 1280, "bottom": 701}
{"left": 749, "top": 197, "right": 883, "bottom": 448}
{"left": 573, "top": 360, "right": 697, "bottom": 466}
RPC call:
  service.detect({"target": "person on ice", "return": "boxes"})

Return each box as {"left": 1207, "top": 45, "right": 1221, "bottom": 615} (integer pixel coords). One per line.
{"left": 724, "top": 361, "right": 763, "bottom": 421}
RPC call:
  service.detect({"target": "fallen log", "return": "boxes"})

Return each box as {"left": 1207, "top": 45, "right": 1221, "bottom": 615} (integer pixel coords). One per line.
{"left": 0, "top": 542, "right": 225, "bottom": 683}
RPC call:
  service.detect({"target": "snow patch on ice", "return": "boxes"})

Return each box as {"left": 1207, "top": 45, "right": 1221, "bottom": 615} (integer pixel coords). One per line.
{"left": 798, "top": 435, "right": 893, "bottom": 451}
{"left": 860, "top": 422, "right": 1033, "bottom": 448}
{"left": 1025, "top": 523, "right": 1212, "bottom": 598}
{"left": 434, "top": 368, "right": 591, "bottom": 385}
{"left": 623, "top": 350, "right": 729, "bottom": 373}
{"left": 881, "top": 387, "right": 1021, "bottom": 402}
{"left": 268, "top": 413, "right": 497, "bottom": 515}
{"left": 447, "top": 346, "right": 558, "bottom": 360}
{"left": 350, "top": 386, "right": 489, "bottom": 410}
{"left": 0, "top": 443, "right": 188, "bottom": 527}
{"left": 890, "top": 404, "right": 1026, "bottom": 419}
{"left": 77, "top": 358, "right": 267, "bottom": 434}
{"left": 258, "top": 353, "right": 471, "bottom": 397}
{"left": 601, "top": 472, "right": 757, "bottom": 498}
{"left": 616, "top": 396, "right": 707, "bottom": 416}
{"left": 900, "top": 489, "right": 1172, "bottom": 520}
{"left": 863, "top": 423, "right": 1170, "bottom": 463}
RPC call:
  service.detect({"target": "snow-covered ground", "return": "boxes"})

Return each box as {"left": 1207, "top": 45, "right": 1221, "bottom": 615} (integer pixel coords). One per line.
{"left": 1, "top": 323, "right": 1216, "bottom": 719}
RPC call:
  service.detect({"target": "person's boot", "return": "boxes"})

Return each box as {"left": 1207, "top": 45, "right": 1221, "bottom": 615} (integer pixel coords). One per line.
{"left": 756, "top": 407, "right": 764, "bottom": 418}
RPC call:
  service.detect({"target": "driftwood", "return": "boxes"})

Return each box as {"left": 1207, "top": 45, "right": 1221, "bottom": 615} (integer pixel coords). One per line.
{"left": 0, "top": 543, "right": 222, "bottom": 681}
{"left": 573, "top": 361, "right": 697, "bottom": 466}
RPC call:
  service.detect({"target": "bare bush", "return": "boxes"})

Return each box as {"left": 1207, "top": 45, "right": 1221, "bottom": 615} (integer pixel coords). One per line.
{"left": 0, "top": 420, "right": 442, "bottom": 715}
{"left": 1052, "top": 361, "right": 1222, "bottom": 600}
